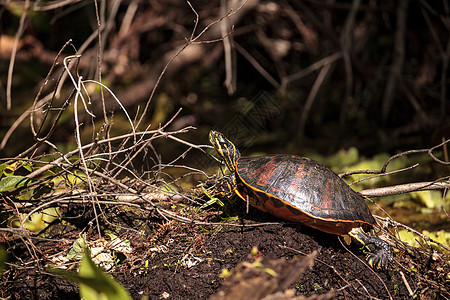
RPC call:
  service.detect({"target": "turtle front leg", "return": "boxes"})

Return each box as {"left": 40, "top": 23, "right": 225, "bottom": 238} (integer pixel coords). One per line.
{"left": 348, "top": 227, "right": 393, "bottom": 270}
{"left": 213, "top": 174, "right": 237, "bottom": 198}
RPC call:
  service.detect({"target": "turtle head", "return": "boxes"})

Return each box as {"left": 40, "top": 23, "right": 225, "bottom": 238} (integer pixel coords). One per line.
{"left": 209, "top": 130, "right": 241, "bottom": 172}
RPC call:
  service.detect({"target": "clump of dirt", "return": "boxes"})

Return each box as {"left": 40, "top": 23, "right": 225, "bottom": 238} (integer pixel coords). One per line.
{"left": 210, "top": 250, "right": 336, "bottom": 300}
{"left": 1, "top": 199, "right": 449, "bottom": 299}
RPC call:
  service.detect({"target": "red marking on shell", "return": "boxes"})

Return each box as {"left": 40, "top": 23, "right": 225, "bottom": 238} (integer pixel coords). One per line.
{"left": 251, "top": 161, "right": 274, "bottom": 186}
{"left": 235, "top": 154, "right": 376, "bottom": 234}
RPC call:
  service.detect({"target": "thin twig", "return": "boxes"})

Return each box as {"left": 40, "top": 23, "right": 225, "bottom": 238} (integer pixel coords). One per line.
{"left": 339, "top": 0, "right": 360, "bottom": 125}
{"left": 280, "top": 244, "right": 384, "bottom": 300}
{"left": 345, "top": 163, "right": 419, "bottom": 185}
{"left": 24, "top": 129, "right": 188, "bottom": 179}
{"left": 338, "top": 238, "right": 392, "bottom": 300}
{"left": 6, "top": 0, "right": 30, "bottom": 110}
{"left": 381, "top": 0, "right": 408, "bottom": 122}
{"left": 221, "top": 0, "right": 236, "bottom": 95}
{"left": 375, "top": 216, "right": 450, "bottom": 253}
{"left": 400, "top": 271, "right": 414, "bottom": 296}
{"left": 136, "top": 0, "right": 249, "bottom": 128}
{"left": 281, "top": 52, "right": 342, "bottom": 90}
{"left": 297, "top": 59, "right": 333, "bottom": 139}
{"left": 233, "top": 41, "right": 281, "bottom": 89}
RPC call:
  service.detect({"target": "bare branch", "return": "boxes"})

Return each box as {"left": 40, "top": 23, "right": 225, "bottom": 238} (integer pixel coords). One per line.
{"left": 361, "top": 180, "right": 450, "bottom": 197}
{"left": 6, "top": 0, "right": 31, "bottom": 110}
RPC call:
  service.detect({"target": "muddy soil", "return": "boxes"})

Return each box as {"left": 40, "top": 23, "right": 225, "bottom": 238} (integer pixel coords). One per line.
{"left": 1, "top": 199, "right": 449, "bottom": 299}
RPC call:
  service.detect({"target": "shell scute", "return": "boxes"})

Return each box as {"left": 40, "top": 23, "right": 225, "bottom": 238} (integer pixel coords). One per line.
{"left": 235, "top": 154, "right": 376, "bottom": 234}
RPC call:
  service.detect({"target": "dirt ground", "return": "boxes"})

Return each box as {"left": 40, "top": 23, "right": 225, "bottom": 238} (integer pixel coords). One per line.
{"left": 1, "top": 196, "right": 449, "bottom": 300}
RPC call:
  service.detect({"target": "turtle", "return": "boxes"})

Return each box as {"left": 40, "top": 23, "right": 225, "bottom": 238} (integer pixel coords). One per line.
{"left": 209, "top": 130, "right": 392, "bottom": 269}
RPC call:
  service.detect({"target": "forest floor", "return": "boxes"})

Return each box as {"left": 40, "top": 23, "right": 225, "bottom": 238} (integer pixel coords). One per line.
{"left": 1, "top": 192, "right": 449, "bottom": 300}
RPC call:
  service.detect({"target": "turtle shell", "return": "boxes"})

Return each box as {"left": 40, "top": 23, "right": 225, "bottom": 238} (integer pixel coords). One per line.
{"left": 234, "top": 154, "right": 376, "bottom": 235}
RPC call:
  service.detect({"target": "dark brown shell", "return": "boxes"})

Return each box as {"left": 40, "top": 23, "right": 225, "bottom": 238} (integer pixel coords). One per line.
{"left": 234, "top": 155, "right": 376, "bottom": 235}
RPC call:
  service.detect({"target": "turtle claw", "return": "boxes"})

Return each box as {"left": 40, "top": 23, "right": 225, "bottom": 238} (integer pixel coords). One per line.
{"left": 348, "top": 227, "right": 393, "bottom": 270}
{"left": 365, "top": 252, "right": 389, "bottom": 270}
{"left": 363, "top": 234, "right": 393, "bottom": 270}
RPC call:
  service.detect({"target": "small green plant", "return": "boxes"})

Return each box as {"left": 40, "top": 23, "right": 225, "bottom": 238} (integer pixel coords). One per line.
{"left": 295, "top": 282, "right": 305, "bottom": 292}
{"left": 163, "top": 260, "right": 182, "bottom": 270}
{"left": 313, "top": 283, "right": 322, "bottom": 291}
{"left": 200, "top": 186, "right": 224, "bottom": 210}
{"left": 140, "top": 260, "right": 149, "bottom": 275}
{"left": 398, "top": 229, "right": 450, "bottom": 253}
{"left": 219, "top": 268, "right": 231, "bottom": 278}
{"left": 250, "top": 246, "right": 259, "bottom": 257}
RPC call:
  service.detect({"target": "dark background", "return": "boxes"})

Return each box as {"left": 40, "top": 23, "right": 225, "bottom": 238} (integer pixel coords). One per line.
{"left": 0, "top": 0, "right": 448, "bottom": 160}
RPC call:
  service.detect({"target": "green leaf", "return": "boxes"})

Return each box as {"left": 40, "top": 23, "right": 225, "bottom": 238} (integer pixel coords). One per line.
{"left": 19, "top": 207, "right": 60, "bottom": 233}
{"left": 0, "top": 175, "right": 31, "bottom": 192}
{"left": 50, "top": 248, "right": 132, "bottom": 300}
{"left": 79, "top": 249, "right": 132, "bottom": 300}
{"left": 398, "top": 229, "right": 418, "bottom": 247}
{"left": 412, "top": 190, "right": 443, "bottom": 209}
{"left": 21, "top": 161, "right": 33, "bottom": 172}
{"left": 67, "top": 235, "right": 87, "bottom": 261}
{"left": 397, "top": 229, "right": 450, "bottom": 253}
{"left": 329, "top": 147, "right": 360, "bottom": 169}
